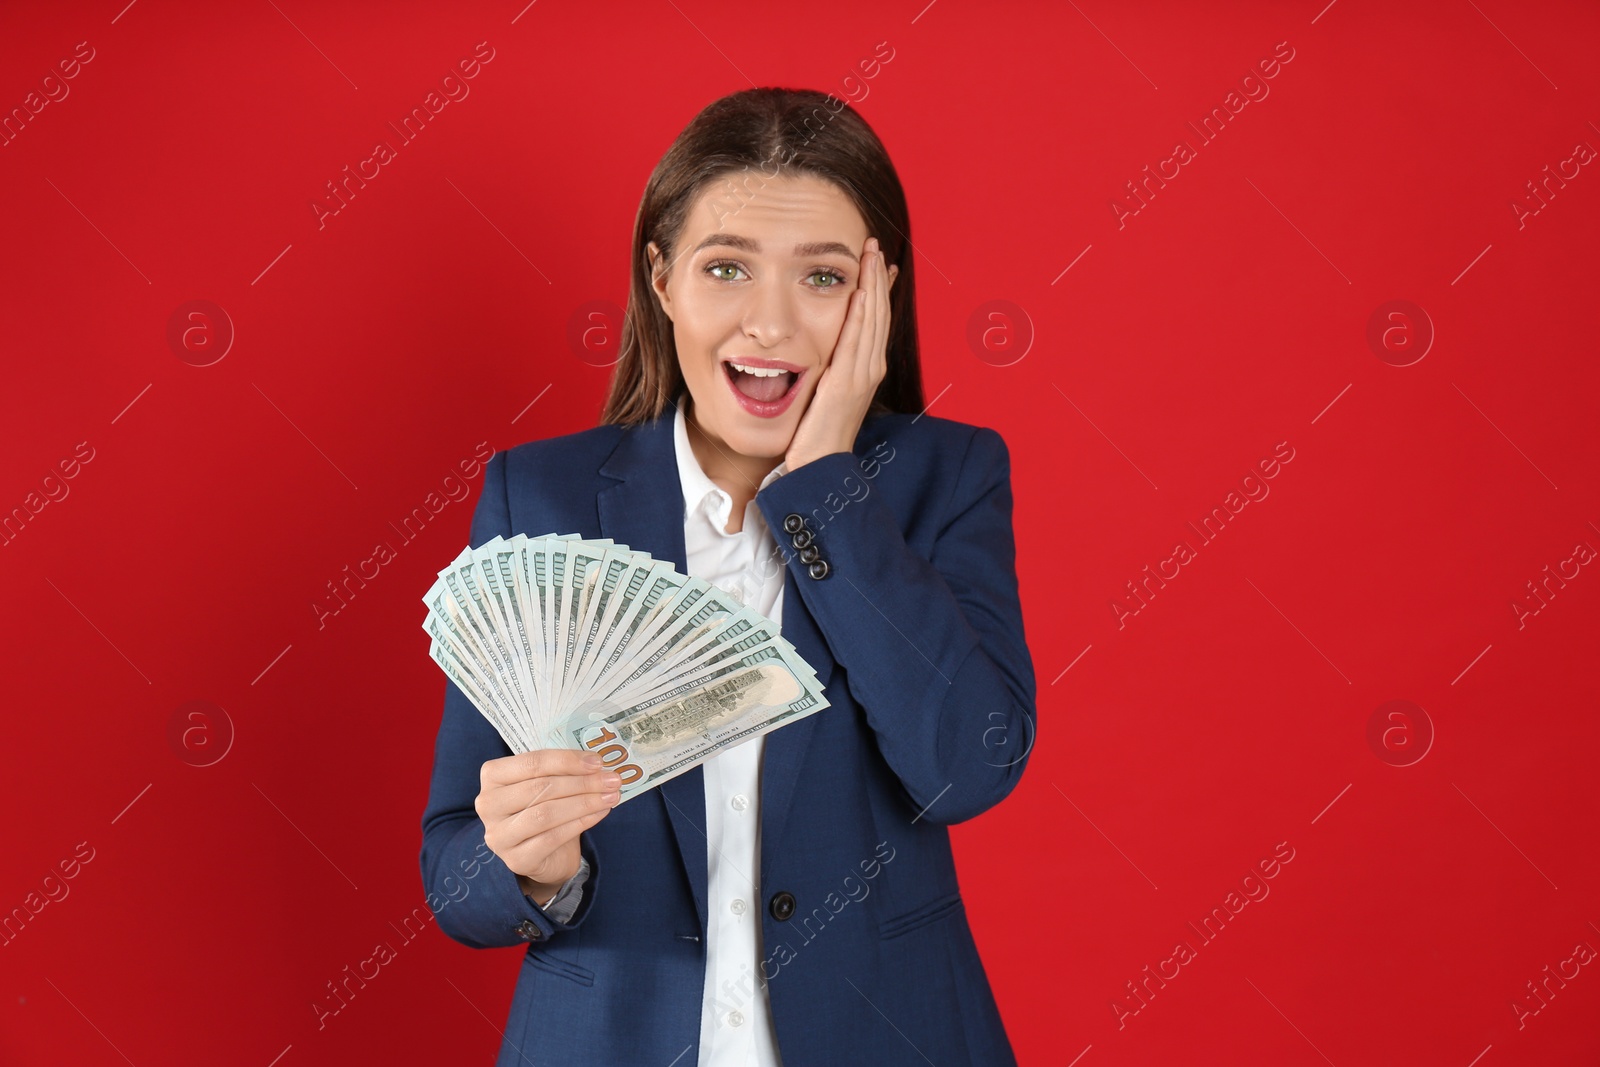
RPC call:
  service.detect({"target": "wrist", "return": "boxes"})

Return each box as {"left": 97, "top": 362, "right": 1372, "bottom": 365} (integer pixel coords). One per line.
{"left": 785, "top": 444, "right": 852, "bottom": 471}
{"left": 517, "top": 873, "right": 560, "bottom": 907}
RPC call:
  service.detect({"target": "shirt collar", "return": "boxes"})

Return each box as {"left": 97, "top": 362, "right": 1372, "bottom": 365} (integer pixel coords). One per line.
{"left": 673, "top": 401, "right": 788, "bottom": 533}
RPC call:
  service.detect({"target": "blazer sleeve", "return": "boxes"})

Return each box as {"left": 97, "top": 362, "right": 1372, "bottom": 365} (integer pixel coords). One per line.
{"left": 755, "top": 425, "right": 1038, "bottom": 826}
{"left": 418, "top": 449, "right": 602, "bottom": 948}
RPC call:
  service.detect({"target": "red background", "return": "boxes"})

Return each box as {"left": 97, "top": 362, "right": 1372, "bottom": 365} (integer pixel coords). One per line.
{"left": 3, "top": 1, "right": 1597, "bottom": 1063}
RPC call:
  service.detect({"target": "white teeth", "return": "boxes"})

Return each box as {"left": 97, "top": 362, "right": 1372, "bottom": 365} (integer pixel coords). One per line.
{"left": 729, "top": 362, "right": 787, "bottom": 378}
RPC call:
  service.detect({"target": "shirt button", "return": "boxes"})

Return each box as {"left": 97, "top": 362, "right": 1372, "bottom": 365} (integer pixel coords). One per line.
{"left": 728, "top": 1010, "right": 745, "bottom": 1028}
{"left": 731, "top": 898, "right": 747, "bottom": 915}
{"left": 730, "top": 793, "right": 749, "bottom": 811}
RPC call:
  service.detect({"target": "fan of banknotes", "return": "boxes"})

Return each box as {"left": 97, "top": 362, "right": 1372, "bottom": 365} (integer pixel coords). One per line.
{"left": 421, "top": 533, "right": 830, "bottom": 804}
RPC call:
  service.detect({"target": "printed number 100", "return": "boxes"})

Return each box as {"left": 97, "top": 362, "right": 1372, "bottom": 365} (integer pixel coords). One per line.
{"left": 584, "top": 726, "right": 643, "bottom": 785}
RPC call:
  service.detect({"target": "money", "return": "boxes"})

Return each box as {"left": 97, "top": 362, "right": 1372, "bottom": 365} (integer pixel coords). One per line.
{"left": 422, "top": 533, "right": 829, "bottom": 803}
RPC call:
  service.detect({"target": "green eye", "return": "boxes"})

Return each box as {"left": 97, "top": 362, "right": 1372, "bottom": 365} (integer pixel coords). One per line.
{"left": 704, "top": 260, "right": 848, "bottom": 290}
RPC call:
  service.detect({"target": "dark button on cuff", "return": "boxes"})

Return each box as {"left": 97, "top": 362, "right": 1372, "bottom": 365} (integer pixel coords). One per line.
{"left": 769, "top": 891, "right": 797, "bottom": 921}
{"left": 798, "top": 545, "right": 820, "bottom": 564}
{"left": 782, "top": 513, "right": 805, "bottom": 534}
{"left": 790, "top": 528, "right": 814, "bottom": 549}
{"left": 807, "top": 560, "right": 831, "bottom": 580}
{"left": 515, "top": 919, "right": 545, "bottom": 941}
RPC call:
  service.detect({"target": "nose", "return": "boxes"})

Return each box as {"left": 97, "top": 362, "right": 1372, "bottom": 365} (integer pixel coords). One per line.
{"left": 739, "top": 277, "right": 797, "bottom": 348}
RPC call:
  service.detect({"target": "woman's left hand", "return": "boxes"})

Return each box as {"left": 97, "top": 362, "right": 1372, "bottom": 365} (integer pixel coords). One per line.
{"left": 785, "top": 236, "right": 894, "bottom": 471}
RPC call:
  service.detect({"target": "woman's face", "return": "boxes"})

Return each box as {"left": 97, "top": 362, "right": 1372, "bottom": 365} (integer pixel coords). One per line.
{"left": 648, "top": 173, "right": 898, "bottom": 463}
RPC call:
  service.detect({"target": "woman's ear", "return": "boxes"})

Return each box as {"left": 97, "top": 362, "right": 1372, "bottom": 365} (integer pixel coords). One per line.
{"left": 887, "top": 262, "right": 899, "bottom": 291}
{"left": 647, "top": 241, "right": 674, "bottom": 322}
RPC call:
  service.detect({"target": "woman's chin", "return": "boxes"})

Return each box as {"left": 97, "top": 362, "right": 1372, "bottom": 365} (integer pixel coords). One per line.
{"left": 709, "top": 412, "right": 789, "bottom": 457}
{"left": 727, "top": 428, "right": 794, "bottom": 462}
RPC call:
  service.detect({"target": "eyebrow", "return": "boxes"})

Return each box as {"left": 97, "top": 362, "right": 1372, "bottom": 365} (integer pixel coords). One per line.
{"left": 690, "top": 233, "right": 856, "bottom": 259}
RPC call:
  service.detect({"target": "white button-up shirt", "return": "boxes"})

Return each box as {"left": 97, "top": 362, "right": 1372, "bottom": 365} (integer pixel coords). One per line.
{"left": 673, "top": 401, "right": 788, "bottom": 1067}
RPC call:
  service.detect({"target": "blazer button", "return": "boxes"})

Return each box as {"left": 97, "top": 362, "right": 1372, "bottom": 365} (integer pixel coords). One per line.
{"left": 798, "top": 545, "right": 820, "bottom": 565}
{"left": 790, "top": 528, "right": 814, "bottom": 549}
{"left": 515, "top": 919, "right": 545, "bottom": 942}
{"left": 782, "top": 513, "right": 805, "bottom": 535}
{"left": 807, "top": 560, "right": 830, "bottom": 581}
{"left": 769, "top": 891, "right": 797, "bottom": 921}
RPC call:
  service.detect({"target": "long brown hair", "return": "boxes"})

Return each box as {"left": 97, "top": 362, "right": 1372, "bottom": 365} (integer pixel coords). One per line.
{"left": 599, "top": 86, "right": 924, "bottom": 426}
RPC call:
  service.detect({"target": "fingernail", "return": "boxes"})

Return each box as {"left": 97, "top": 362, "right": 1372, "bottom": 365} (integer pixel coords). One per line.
{"left": 602, "top": 772, "right": 622, "bottom": 787}
{"left": 582, "top": 753, "right": 603, "bottom": 767}
{"left": 605, "top": 790, "right": 621, "bottom": 806}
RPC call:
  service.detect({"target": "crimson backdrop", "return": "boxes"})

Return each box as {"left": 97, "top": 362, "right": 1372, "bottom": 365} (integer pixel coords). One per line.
{"left": 3, "top": 1, "right": 1598, "bottom": 1064}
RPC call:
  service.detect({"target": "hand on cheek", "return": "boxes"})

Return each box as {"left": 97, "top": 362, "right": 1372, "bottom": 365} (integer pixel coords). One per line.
{"left": 785, "top": 237, "right": 892, "bottom": 471}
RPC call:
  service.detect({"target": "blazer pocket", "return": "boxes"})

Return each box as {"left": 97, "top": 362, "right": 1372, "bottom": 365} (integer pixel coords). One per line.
{"left": 524, "top": 947, "right": 595, "bottom": 987}
{"left": 878, "top": 892, "right": 963, "bottom": 940}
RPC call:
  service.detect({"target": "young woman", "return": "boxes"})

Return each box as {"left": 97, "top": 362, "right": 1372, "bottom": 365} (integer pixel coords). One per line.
{"left": 420, "top": 86, "right": 1038, "bottom": 1067}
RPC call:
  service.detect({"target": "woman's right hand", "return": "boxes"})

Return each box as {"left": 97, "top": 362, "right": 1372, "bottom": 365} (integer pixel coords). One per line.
{"left": 476, "top": 749, "right": 622, "bottom": 904}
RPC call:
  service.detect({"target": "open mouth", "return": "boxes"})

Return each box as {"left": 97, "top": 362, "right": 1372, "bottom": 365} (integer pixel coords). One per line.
{"left": 723, "top": 361, "right": 799, "bottom": 404}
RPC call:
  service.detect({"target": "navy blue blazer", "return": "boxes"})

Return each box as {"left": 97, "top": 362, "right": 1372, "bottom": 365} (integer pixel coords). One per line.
{"left": 419, "top": 398, "right": 1038, "bottom": 1066}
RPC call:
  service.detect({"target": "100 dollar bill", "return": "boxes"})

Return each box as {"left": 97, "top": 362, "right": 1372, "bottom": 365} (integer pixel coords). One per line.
{"left": 557, "top": 642, "right": 827, "bottom": 801}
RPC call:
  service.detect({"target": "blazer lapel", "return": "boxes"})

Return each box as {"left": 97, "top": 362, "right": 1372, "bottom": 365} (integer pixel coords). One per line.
{"left": 595, "top": 409, "right": 709, "bottom": 933}
{"left": 756, "top": 572, "right": 832, "bottom": 897}
{"left": 593, "top": 404, "right": 838, "bottom": 935}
